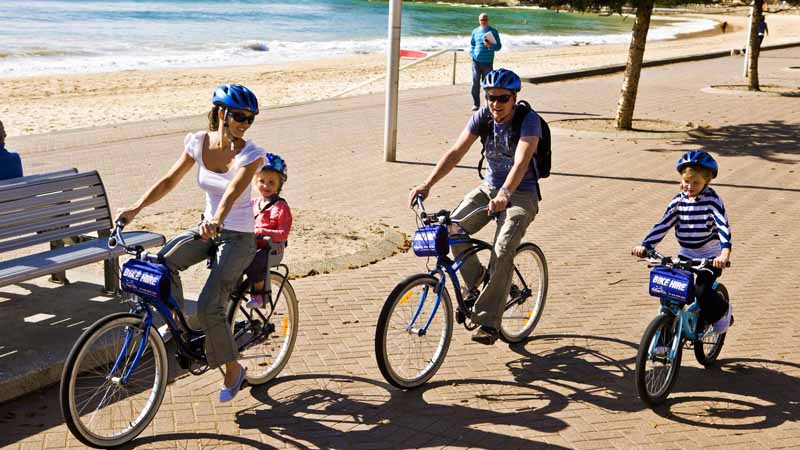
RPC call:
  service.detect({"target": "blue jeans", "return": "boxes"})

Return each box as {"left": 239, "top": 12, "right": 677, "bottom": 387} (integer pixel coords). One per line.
{"left": 471, "top": 60, "right": 494, "bottom": 108}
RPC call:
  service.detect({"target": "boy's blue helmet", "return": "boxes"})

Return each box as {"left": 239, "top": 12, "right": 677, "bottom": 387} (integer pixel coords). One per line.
{"left": 263, "top": 153, "right": 288, "bottom": 181}
{"left": 676, "top": 150, "right": 718, "bottom": 178}
{"left": 212, "top": 84, "right": 259, "bottom": 114}
{"left": 481, "top": 68, "right": 521, "bottom": 92}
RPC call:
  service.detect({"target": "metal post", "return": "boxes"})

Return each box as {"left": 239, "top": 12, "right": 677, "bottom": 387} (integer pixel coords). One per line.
{"left": 743, "top": 4, "right": 754, "bottom": 77}
{"left": 384, "top": 0, "right": 402, "bottom": 162}
{"left": 452, "top": 51, "right": 457, "bottom": 85}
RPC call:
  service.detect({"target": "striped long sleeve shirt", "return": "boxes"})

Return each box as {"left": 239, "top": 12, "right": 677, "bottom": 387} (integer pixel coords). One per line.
{"left": 642, "top": 187, "right": 732, "bottom": 259}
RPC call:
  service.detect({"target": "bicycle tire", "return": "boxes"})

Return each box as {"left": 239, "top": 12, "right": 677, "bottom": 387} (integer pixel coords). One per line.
{"left": 635, "top": 313, "right": 682, "bottom": 406}
{"left": 694, "top": 283, "right": 729, "bottom": 366}
{"left": 226, "top": 272, "right": 299, "bottom": 385}
{"left": 499, "top": 242, "right": 548, "bottom": 343}
{"left": 60, "top": 312, "right": 168, "bottom": 448}
{"left": 375, "top": 273, "right": 453, "bottom": 389}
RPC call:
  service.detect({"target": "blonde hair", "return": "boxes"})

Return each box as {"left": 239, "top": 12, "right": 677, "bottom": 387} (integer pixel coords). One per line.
{"left": 681, "top": 166, "right": 713, "bottom": 183}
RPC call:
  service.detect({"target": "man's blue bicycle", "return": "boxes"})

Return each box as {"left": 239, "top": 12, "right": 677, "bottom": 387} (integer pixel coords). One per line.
{"left": 634, "top": 250, "right": 731, "bottom": 406}
{"left": 59, "top": 223, "right": 299, "bottom": 448}
{"left": 374, "top": 198, "right": 548, "bottom": 389}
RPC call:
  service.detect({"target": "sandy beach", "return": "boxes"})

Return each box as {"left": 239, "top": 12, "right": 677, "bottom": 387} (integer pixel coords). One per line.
{"left": 2, "top": 8, "right": 799, "bottom": 138}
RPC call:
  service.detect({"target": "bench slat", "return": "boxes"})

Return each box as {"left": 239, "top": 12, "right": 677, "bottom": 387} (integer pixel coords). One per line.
{"left": 0, "top": 185, "right": 106, "bottom": 217}
{"left": 0, "top": 221, "right": 113, "bottom": 253}
{"left": 0, "top": 208, "right": 110, "bottom": 241}
{"left": 0, "top": 169, "right": 78, "bottom": 187}
{"left": 0, "top": 231, "right": 166, "bottom": 288}
{"left": 0, "top": 172, "right": 102, "bottom": 203}
{"left": 0, "top": 196, "right": 108, "bottom": 229}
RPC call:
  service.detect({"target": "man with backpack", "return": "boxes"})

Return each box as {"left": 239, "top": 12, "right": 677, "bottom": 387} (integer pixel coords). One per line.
{"left": 408, "top": 68, "right": 549, "bottom": 345}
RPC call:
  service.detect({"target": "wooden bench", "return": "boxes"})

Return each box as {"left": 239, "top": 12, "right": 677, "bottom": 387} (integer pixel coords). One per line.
{"left": 0, "top": 170, "right": 165, "bottom": 293}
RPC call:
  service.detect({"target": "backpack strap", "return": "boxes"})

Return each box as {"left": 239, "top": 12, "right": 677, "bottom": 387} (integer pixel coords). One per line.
{"left": 254, "top": 196, "right": 286, "bottom": 219}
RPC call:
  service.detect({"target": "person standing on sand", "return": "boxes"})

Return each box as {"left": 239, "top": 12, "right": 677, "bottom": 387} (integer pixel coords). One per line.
{"left": 470, "top": 13, "right": 502, "bottom": 112}
{"left": 757, "top": 16, "right": 768, "bottom": 48}
{"left": 0, "top": 119, "right": 23, "bottom": 180}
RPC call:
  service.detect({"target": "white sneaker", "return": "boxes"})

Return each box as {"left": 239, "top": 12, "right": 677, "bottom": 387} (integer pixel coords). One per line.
{"left": 712, "top": 305, "right": 733, "bottom": 334}
{"left": 246, "top": 294, "right": 265, "bottom": 309}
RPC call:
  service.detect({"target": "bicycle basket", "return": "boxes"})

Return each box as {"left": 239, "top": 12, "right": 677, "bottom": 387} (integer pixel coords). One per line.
{"left": 121, "top": 259, "right": 171, "bottom": 302}
{"left": 649, "top": 266, "right": 694, "bottom": 304}
{"left": 412, "top": 224, "right": 449, "bottom": 257}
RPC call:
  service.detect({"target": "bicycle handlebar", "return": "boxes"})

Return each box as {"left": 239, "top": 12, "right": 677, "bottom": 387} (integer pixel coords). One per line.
{"left": 643, "top": 249, "right": 730, "bottom": 272}
{"left": 412, "top": 194, "right": 508, "bottom": 226}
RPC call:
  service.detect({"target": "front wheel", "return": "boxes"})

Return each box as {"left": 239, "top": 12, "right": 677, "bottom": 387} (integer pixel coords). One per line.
{"left": 375, "top": 274, "right": 453, "bottom": 389}
{"left": 227, "top": 272, "right": 299, "bottom": 385}
{"left": 499, "top": 243, "right": 548, "bottom": 343}
{"left": 694, "top": 283, "right": 729, "bottom": 366}
{"left": 635, "top": 313, "right": 682, "bottom": 406}
{"left": 60, "top": 312, "right": 168, "bottom": 448}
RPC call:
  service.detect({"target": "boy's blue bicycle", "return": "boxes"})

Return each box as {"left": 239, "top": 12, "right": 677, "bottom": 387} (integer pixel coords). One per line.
{"left": 59, "top": 223, "right": 299, "bottom": 448}
{"left": 374, "top": 197, "right": 548, "bottom": 389}
{"left": 634, "top": 250, "right": 731, "bottom": 406}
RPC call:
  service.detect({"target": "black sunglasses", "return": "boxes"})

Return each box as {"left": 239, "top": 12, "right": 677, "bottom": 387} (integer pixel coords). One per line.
{"left": 227, "top": 110, "right": 255, "bottom": 124}
{"left": 486, "top": 94, "right": 513, "bottom": 104}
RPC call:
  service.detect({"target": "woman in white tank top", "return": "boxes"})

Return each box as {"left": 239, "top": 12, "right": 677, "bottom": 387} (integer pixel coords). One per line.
{"left": 116, "top": 84, "right": 265, "bottom": 403}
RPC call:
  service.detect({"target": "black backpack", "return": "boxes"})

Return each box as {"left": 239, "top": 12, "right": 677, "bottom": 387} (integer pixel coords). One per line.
{"left": 476, "top": 100, "right": 552, "bottom": 198}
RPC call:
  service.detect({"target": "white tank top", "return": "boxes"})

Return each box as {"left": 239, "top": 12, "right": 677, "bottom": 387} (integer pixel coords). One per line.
{"left": 184, "top": 132, "right": 265, "bottom": 233}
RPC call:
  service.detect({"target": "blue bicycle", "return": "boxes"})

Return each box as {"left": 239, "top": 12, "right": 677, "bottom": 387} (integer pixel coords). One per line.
{"left": 59, "top": 222, "right": 298, "bottom": 448}
{"left": 634, "top": 250, "right": 731, "bottom": 406}
{"left": 375, "top": 197, "right": 548, "bottom": 389}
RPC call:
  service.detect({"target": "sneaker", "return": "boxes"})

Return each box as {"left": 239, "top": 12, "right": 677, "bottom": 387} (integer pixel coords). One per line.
{"left": 712, "top": 304, "right": 733, "bottom": 334}
{"left": 471, "top": 326, "right": 499, "bottom": 345}
{"left": 653, "top": 346, "right": 669, "bottom": 358}
{"left": 246, "top": 294, "right": 264, "bottom": 309}
{"left": 218, "top": 366, "right": 247, "bottom": 403}
{"left": 472, "top": 105, "right": 480, "bottom": 112}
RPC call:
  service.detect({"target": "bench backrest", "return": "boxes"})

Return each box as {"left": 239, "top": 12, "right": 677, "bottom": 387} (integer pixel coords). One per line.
{"left": 0, "top": 168, "right": 78, "bottom": 187}
{"left": 0, "top": 170, "right": 112, "bottom": 253}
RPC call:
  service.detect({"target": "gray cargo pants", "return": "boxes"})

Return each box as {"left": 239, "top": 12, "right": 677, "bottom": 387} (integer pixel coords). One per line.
{"left": 159, "top": 229, "right": 256, "bottom": 369}
{"left": 450, "top": 184, "right": 538, "bottom": 329}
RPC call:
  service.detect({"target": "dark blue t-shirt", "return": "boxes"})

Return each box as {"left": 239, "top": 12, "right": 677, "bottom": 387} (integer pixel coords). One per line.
{"left": 0, "top": 146, "right": 23, "bottom": 180}
{"left": 467, "top": 107, "right": 542, "bottom": 193}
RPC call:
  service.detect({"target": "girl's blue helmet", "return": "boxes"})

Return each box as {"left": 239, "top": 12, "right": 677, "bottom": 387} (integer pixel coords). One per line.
{"left": 212, "top": 84, "right": 259, "bottom": 114}
{"left": 481, "top": 68, "right": 521, "bottom": 92}
{"left": 263, "top": 153, "right": 288, "bottom": 181}
{"left": 676, "top": 150, "right": 718, "bottom": 178}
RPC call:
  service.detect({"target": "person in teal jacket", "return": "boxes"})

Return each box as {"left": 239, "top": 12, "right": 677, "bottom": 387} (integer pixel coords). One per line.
{"left": 0, "top": 120, "right": 23, "bottom": 181}
{"left": 470, "top": 13, "right": 502, "bottom": 111}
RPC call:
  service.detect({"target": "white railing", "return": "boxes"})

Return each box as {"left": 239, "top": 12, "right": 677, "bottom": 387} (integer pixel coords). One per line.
{"left": 332, "top": 48, "right": 464, "bottom": 99}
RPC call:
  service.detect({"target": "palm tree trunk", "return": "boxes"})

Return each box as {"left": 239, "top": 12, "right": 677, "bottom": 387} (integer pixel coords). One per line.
{"left": 747, "top": 1, "right": 763, "bottom": 91}
{"left": 615, "top": 0, "right": 654, "bottom": 130}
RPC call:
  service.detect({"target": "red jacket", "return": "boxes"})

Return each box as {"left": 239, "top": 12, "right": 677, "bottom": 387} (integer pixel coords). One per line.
{"left": 252, "top": 197, "right": 292, "bottom": 249}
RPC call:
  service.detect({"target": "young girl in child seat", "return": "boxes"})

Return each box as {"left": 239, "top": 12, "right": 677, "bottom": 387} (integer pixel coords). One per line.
{"left": 244, "top": 153, "right": 292, "bottom": 308}
{"left": 632, "top": 150, "right": 733, "bottom": 333}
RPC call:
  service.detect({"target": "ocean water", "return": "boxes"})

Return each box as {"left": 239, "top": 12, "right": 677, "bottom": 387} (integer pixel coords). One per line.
{"left": 0, "top": 0, "right": 716, "bottom": 78}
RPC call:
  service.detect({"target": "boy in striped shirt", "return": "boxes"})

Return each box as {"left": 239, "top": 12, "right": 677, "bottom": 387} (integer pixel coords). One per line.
{"left": 632, "top": 150, "right": 733, "bottom": 333}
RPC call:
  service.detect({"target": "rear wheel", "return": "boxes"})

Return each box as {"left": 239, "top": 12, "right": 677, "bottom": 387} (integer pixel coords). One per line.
{"left": 375, "top": 274, "right": 453, "bottom": 389}
{"left": 499, "top": 243, "right": 548, "bottom": 343}
{"left": 694, "top": 283, "right": 729, "bottom": 366}
{"left": 635, "top": 313, "right": 682, "bottom": 406}
{"left": 226, "top": 272, "right": 299, "bottom": 385}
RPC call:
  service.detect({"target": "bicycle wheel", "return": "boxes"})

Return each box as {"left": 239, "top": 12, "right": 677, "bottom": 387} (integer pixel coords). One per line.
{"left": 635, "top": 313, "right": 682, "bottom": 406}
{"left": 60, "top": 312, "right": 168, "bottom": 448}
{"left": 499, "top": 243, "right": 548, "bottom": 343}
{"left": 227, "top": 272, "right": 299, "bottom": 385}
{"left": 375, "top": 273, "right": 453, "bottom": 389}
{"left": 694, "top": 283, "right": 729, "bottom": 366}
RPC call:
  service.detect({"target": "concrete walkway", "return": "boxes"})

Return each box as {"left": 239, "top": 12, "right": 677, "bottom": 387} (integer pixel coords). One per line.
{"left": 1, "top": 48, "right": 799, "bottom": 449}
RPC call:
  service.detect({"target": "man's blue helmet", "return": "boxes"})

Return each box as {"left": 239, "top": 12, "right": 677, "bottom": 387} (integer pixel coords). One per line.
{"left": 676, "top": 150, "right": 718, "bottom": 178}
{"left": 212, "top": 84, "right": 259, "bottom": 114}
{"left": 263, "top": 152, "right": 288, "bottom": 181}
{"left": 481, "top": 68, "right": 521, "bottom": 92}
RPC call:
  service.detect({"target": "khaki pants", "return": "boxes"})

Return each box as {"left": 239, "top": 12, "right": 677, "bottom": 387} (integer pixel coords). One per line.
{"left": 159, "top": 229, "right": 256, "bottom": 369}
{"left": 451, "top": 184, "right": 538, "bottom": 329}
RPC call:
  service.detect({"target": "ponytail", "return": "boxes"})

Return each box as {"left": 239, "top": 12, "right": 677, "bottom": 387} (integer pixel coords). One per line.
{"left": 207, "top": 106, "right": 220, "bottom": 131}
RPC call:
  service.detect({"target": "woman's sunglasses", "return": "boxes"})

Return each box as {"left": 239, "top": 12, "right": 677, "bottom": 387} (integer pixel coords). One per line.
{"left": 227, "top": 110, "right": 256, "bottom": 124}
{"left": 486, "top": 94, "right": 513, "bottom": 104}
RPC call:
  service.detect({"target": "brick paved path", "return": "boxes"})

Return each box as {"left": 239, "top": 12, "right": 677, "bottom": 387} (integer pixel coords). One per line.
{"left": 2, "top": 48, "right": 799, "bottom": 449}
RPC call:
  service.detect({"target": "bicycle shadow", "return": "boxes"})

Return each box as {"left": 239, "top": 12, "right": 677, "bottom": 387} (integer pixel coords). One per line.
{"left": 651, "top": 357, "right": 800, "bottom": 430}
{"left": 236, "top": 373, "right": 572, "bottom": 449}
{"left": 507, "top": 333, "right": 644, "bottom": 414}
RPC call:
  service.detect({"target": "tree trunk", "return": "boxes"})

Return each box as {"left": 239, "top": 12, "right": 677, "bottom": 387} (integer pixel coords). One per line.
{"left": 615, "top": 0, "right": 654, "bottom": 130}
{"left": 747, "top": 1, "right": 763, "bottom": 91}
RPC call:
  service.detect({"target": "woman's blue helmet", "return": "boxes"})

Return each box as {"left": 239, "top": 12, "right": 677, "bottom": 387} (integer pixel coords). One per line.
{"left": 212, "top": 84, "right": 259, "bottom": 114}
{"left": 263, "top": 152, "right": 288, "bottom": 181}
{"left": 481, "top": 68, "right": 521, "bottom": 92}
{"left": 676, "top": 150, "right": 718, "bottom": 178}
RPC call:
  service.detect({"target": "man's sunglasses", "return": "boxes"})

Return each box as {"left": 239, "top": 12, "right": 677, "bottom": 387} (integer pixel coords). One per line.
{"left": 486, "top": 94, "right": 513, "bottom": 104}
{"left": 227, "top": 110, "right": 256, "bottom": 124}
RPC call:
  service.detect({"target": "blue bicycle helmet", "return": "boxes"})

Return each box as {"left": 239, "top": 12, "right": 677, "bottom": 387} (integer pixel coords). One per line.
{"left": 212, "top": 84, "right": 259, "bottom": 114}
{"left": 676, "top": 150, "right": 718, "bottom": 178}
{"left": 481, "top": 68, "right": 521, "bottom": 92}
{"left": 263, "top": 153, "right": 288, "bottom": 181}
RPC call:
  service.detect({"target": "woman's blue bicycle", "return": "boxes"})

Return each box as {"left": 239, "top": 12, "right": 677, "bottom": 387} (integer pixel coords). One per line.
{"left": 59, "top": 222, "right": 299, "bottom": 448}
{"left": 374, "top": 197, "right": 548, "bottom": 389}
{"left": 634, "top": 249, "right": 731, "bottom": 406}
